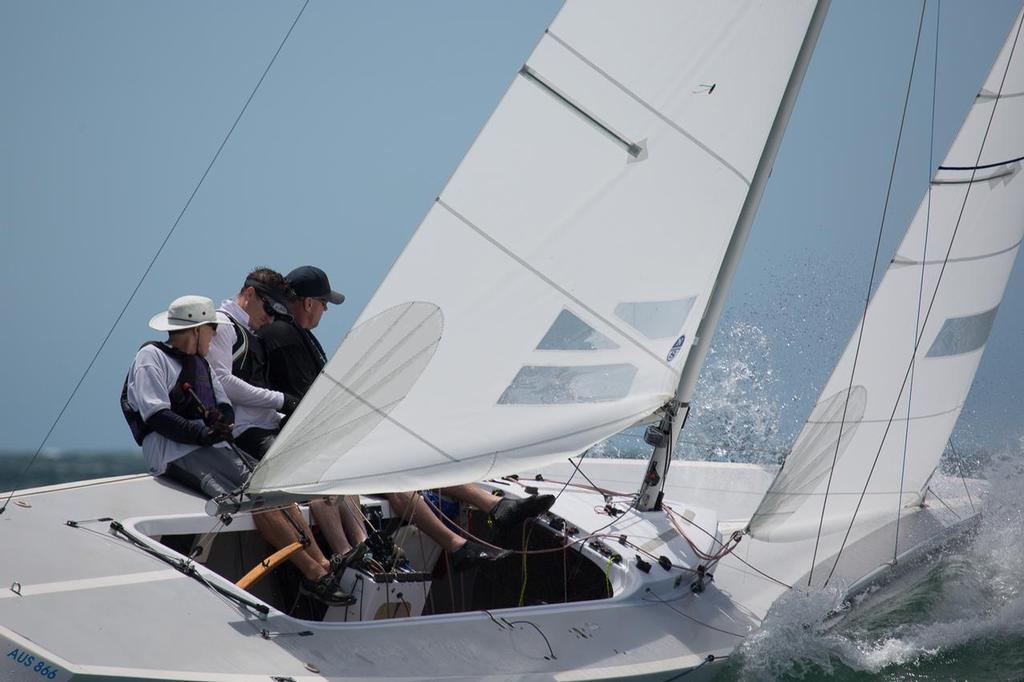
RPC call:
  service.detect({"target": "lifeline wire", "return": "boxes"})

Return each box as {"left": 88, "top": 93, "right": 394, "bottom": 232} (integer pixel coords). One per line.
{"left": 824, "top": 8, "right": 1024, "bottom": 586}
{"left": 807, "top": 0, "right": 929, "bottom": 586}
{"left": 0, "top": 0, "right": 311, "bottom": 516}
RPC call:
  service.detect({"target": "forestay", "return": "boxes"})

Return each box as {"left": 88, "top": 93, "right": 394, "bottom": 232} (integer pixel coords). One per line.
{"left": 749, "top": 7, "right": 1024, "bottom": 559}
{"left": 248, "top": 1, "right": 820, "bottom": 497}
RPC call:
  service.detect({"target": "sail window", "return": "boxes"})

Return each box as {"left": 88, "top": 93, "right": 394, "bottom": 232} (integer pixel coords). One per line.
{"left": 614, "top": 298, "right": 695, "bottom": 339}
{"left": 537, "top": 309, "right": 618, "bottom": 350}
{"left": 498, "top": 364, "right": 637, "bottom": 404}
{"left": 748, "top": 386, "right": 867, "bottom": 537}
{"left": 926, "top": 306, "right": 999, "bottom": 357}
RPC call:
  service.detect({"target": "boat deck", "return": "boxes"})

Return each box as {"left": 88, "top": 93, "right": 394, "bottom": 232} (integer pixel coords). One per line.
{"left": 1, "top": 461, "right": 788, "bottom": 681}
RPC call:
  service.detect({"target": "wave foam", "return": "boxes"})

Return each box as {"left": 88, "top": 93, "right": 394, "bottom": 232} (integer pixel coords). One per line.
{"left": 734, "top": 451, "right": 1024, "bottom": 679}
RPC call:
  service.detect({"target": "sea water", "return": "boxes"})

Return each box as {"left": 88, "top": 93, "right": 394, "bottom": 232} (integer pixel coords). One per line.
{"left": 714, "top": 451, "right": 1024, "bottom": 682}
{"left": 698, "top": 322, "right": 1024, "bottom": 681}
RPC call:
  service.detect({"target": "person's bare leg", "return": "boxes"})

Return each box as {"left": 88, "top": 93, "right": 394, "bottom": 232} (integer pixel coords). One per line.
{"left": 338, "top": 495, "right": 369, "bottom": 545}
{"left": 444, "top": 485, "right": 556, "bottom": 530}
{"left": 386, "top": 492, "right": 465, "bottom": 553}
{"left": 282, "top": 503, "right": 330, "bottom": 570}
{"left": 310, "top": 498, "right": 353, "bottom": 557}
{"left": 439, "top": 484, "right": 499, "bottom": 513}
{"left": 251, "top": 509, "right": 326, "bottom": 581}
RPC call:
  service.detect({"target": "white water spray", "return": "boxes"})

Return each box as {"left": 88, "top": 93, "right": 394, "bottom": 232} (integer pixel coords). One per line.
{"left": 735, "top": 444, "right": 1024, "bottom": 678}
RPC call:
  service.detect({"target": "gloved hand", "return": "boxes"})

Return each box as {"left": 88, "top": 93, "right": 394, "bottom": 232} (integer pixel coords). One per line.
{"left": 212, "top": 420, "right": 234, "bottom": 441}
{"left": 198, "top": 426, "right": 229, "bottom": 447}
{"left": 203, "top": 408, "right": 223, "bottom": 427}
{"left": 281, "top": 393, "right": 301, "bottom": 415}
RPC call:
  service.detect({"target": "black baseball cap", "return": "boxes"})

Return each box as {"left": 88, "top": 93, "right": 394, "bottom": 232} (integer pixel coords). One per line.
{"left": 286, "top": 266, "right": 345, "bottom": 305}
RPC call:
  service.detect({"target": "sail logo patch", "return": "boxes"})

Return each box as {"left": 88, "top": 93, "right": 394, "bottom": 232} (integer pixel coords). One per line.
{"left": 666, "top": 334, "right": 686, "bottom": 362}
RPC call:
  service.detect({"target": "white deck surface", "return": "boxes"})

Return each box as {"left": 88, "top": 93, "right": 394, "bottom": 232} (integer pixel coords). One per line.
{"left": 0, "top": 460, "right": 978, "bottom": 681}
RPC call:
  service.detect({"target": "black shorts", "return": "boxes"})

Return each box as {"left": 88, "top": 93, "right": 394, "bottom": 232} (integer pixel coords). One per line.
{"left": 163, "top": 446, "right": 257, "bottom": 499}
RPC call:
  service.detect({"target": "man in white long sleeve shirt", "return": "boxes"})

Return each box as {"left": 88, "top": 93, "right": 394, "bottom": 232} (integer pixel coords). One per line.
{"left": 207, "top": 267, "right": 299, "bottom": 459}
{"left": 123, "top": 293, "right": 353, "bottom": 606}
{"left": 212, "top": 267, "right": 376, "bottom": 564}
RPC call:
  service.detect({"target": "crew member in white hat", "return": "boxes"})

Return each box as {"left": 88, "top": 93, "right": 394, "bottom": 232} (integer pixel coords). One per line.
{"left": 120, "top": 295, "right": 354, "bottom": 605}
{"left": 122, "top": 295, "right": 235, "bottom": 479}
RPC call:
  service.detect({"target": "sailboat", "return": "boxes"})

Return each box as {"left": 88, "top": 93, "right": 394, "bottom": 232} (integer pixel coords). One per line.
{"left": 4, "top": 1, "right": 1023, "bottom": 679}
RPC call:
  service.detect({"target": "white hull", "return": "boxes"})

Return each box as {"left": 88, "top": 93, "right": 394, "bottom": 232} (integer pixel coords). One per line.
{"left": 1, "top": 459, "right": 980, "bottom": 681}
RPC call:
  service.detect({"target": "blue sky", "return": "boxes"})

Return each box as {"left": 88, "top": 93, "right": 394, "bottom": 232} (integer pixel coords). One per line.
{"left": 1, "top": 0, "right": 1022, "bottom": 458}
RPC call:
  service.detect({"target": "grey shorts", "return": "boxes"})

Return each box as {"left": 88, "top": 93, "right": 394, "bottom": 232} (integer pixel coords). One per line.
{"left": 164, "top": 446, "right": 257, "bottom": 499}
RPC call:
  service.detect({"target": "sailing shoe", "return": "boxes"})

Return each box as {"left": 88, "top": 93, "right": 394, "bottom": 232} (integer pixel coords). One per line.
{"left": 299, "top": 573, "right": 356, "bottom": 606}
{"left": 488, "top": 494, "right": 556, "bottom": 530}
{"left": 450, "top": 540, "right": 511, "bottom": 573}
{"left": 328, "top": 542, "right": 369, "bottom": 579}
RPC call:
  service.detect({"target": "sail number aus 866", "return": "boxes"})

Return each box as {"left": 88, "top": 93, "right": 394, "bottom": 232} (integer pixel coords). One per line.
{"left": 6, "top": 648, "right": 61, "bottom": 679}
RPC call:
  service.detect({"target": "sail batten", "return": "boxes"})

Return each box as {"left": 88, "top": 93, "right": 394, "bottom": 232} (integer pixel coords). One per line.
{"left": 248, "top": 1, "right": 822, "bottom": 498}
{"left": 436, "top": 198, "right": 673, "bottom": 371}
{"left": 543, "top": 29, "right": 753, "bottom": 186}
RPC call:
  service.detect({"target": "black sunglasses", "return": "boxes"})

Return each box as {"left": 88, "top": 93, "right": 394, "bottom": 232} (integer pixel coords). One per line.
{"left": 257, "top": 291, "right": 290, "bottom": 317}
{"left": 245, "top": 279, "right": 291, "bottom": 319}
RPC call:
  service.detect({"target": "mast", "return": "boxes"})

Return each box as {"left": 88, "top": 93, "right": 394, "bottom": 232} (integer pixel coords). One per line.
{"left": 636, "top": 0, "right": 833, "bottom": 511}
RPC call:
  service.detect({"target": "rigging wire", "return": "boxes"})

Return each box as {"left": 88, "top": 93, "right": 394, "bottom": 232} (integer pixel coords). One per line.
{"left": 445, "top": 476, "right": 790, "bottom": 587}
{"left": 824, "top": 8, "right": 1024, "bottom": 586}
{"left": 0, "top": 0, "right": 311, "bottom": 516}
{"left": 947, "top": 438, "right": 977, "bottom": 514}
{"left": 642, "top": 589, "right": 746, "bottom": 638}
{"left": 69, "top": 511, "right": 290, "bottom": 635}
{"left": 924, "top": 485, "right": 962, "bottom": 520}
{"left": 659, "top": 655, "right": 724, "bottom": 681}
{"left": 662, "top": 503, "right": 791, "bottom": 589}
{"left": 807, "top": 0, "right": 930, "bottom": 587}
{"left": 419, "top": 479, "right": 801, "bottom": 592}
{"left": 894, "top": 0, "right": 941, "bottom": 566}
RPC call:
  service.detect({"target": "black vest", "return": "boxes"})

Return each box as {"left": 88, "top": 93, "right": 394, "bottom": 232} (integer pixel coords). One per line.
{"left": 225, "top": 313, "right": 273, "bottom": 389}
{"left": 119, "top": 342, "right": 217, "bottom": 446}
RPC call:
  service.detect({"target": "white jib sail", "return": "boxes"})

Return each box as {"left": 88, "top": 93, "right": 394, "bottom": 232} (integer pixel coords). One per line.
{"left": 749, "top": 7, "right": 1024, "bottom": 550}
{"left": 248, "top": 1, "right": 820, "bottom": 497}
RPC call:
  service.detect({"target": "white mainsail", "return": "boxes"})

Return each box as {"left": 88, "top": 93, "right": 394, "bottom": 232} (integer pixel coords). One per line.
{"left": 248, "top": 1, "right": 821, "bottom": 497}
{"left": 749, "top": 6, "right": 1024, "bottom": 558}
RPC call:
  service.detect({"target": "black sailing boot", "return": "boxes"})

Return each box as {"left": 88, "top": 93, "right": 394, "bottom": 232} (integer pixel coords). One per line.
{"left": 488, "top": 494, "right": 556, "bottom": 530}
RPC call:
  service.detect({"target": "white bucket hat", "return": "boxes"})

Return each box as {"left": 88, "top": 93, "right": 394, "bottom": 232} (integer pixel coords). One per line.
{"left": 149, "top": 295, "right": 231, "bottom": 332}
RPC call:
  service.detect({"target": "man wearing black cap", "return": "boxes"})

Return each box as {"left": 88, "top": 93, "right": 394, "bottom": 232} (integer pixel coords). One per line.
{"left": 261, "top": 266, "right": 554, "bottom": 569}
{"left": 256, "top": 266, "right": 373, "bottom": 564}
{"left": 260, "top": 265, "right": 344, "bottom": 399}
